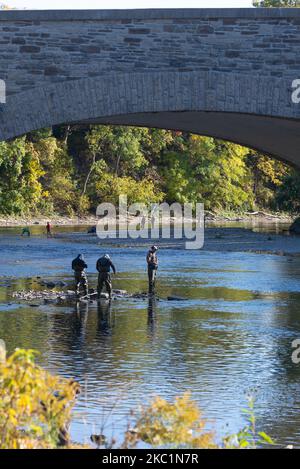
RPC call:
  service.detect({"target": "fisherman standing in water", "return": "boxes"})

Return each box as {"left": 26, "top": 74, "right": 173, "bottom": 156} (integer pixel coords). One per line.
{"left": 146, "top": 245, "right": 158, "bottom": 294}
{"left": 96, "top": 254, "right": 116, "bottom": 299}
{"left": 72, "top": 254, "right": 88, "bottom": 298}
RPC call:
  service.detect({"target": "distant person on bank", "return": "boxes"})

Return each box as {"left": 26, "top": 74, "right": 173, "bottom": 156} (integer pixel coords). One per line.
{"left": 46, "top": 221, "right": 52, "bottom": 237}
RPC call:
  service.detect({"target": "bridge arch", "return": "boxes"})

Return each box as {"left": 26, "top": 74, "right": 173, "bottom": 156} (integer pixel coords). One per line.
{"left": 1, "top": 71, "right": 299, "bottom": 167}
{"left": 0, "top": 9, "right": 299, "bottom": 165}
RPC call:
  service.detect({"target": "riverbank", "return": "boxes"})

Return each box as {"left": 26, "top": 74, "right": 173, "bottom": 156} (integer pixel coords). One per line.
{"left": 0, "top": 215, "right": 97, "bottom": 227}
{"left": 0, "top": 211, "right": 294, "bottom": 227}
{"left": 0, "top": 222, "right": 299, "bottom": 257}
{"left": 54, "top": 226, "right": 300, "bottom": 256}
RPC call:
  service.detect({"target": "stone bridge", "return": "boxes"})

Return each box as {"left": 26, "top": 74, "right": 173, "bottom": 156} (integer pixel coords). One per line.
{"left": 0, "top": 8, "right": 300, "bottom": 166}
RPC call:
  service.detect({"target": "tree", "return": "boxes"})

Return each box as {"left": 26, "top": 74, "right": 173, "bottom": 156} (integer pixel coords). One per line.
{"left": 160, "top": 136, "right": 253, "bottom": 211}
{"left": 95, "top": 174, "right": 163, "bottom": 207}
{"left": 31, "top": 135, "right": 77, "bottom": 215}
{"left": 246, "top": 151, "right": 288, "bottom": 210}
{"left": 253, "top": 0, "right": 299, "bottom": 6}
{"left": 0, "top": 138, "right": 44, "bottom": 215}
{"left": 1, "top": 121, "right": 299, "bottom": 217}
{"left": 0, "top": 4, "right": 16, "bottom": 9}
{"left": 275, "top": 170, "right": 300, "bottom": 212}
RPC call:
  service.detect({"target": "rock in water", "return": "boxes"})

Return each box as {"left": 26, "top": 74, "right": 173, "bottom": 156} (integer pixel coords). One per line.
{"left": 67, "top": 290, "right": 76, "bottom": 297}
{"left": 11, "top": 288, "right": 150, "bottom": 305}
{"left": 289, "top": 217, "right": 300, "bottom": 234}
{"left": 99, "top": 293, "right": 110, "bottom": 299}
{"left": 113, "top": 289, "right": 127, "bottom": 295}
{"left": 167, "top": 296, "right": 186, "bottom": 301}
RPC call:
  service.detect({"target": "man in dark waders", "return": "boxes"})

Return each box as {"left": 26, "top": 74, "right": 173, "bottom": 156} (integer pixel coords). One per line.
{"left": 72, "top": 254, "right": 88, "bottom": 297}
{"left": 96, "top": 254, "right": 116, "bottom": 299}
{"left": 146, "top": 245, "right": 158, "bottom": 294}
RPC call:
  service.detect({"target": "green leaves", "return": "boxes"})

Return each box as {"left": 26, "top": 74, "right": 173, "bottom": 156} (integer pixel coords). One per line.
{"left": 160, "top": 136, "right": 252, "bottom": 211}
{"left": 223, "top": 394, "right": 275, "bottom": 449}
{"left": 253, "top": 0, "right": 299, "bottom": 6}
{"left": 258, "top": 431, "right": 275, "bottom": 445}
{"left": 0, "top": 122, "right": 298, "bottom": 217}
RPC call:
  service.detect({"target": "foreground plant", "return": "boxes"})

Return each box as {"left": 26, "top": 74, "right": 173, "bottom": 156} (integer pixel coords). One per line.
{"left": 223, "top": 394, "right": 275, "bottom": 449}
{"left": 0, "top": 344, "right": 274, "bottom": 449}
{"left": 123, "top": 393, "right": 216, "bottom": 449}
{"left": 0, "top": 347, "right": 79, "bottom": 449}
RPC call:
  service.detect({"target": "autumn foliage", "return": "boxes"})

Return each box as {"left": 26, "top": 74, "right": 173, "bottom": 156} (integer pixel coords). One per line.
{"left": 0, "top": 348, "right": 78, "bottom": 449}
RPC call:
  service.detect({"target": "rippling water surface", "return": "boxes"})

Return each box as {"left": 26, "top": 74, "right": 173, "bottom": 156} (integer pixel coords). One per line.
{"left": 0, "top": 224, "right": 300, "bottom": 446}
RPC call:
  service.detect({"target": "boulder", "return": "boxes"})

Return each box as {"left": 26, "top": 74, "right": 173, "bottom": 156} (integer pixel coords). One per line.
{"left": 40, "top": 279, "right": 67, "bottom": 288}
{"left": 98, "top": 293, "right": 110, "bottom": 299}
{"left": 55, "top": 280, "right": 67, "bottom": 287}
{"left": 67, "top": 290, "right": 76, "bottom": 296}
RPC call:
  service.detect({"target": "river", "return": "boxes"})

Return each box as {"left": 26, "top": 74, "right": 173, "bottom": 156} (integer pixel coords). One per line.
{"left": 0, "top": 223, "right": 300, "bottom": 447}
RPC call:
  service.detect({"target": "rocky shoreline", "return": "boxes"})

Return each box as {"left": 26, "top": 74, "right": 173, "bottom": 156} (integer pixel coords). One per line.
{"left": 0, "top": 215, "right": 98, "bottom": 227}
{"left": 11, "top": 288, "right": 187, "bottom": 305}
{"left": 0, "top": 211, "right": 294, "bottom": 227}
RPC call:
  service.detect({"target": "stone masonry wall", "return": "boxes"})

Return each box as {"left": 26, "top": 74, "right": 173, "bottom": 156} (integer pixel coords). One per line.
{"left": 0, "top": 9, "right": 299, "bottom": 96}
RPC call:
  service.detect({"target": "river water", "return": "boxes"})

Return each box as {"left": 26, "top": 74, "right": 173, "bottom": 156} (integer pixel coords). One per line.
{"left": 0, "top": 223, "right": 300, "bottom": 447}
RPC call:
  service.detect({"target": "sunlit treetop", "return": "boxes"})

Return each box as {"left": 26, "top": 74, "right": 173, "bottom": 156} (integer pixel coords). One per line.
{"left": 253, "top": 0, "right": 300, "bottom": 6}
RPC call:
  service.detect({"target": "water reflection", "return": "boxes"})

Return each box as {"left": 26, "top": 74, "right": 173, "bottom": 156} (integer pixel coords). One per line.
{"left": 147, "top": 295, "right": 157, "bottom": 339}
{"left": 97, "top": 299, "right": 114, "bottom": 336}
{"left": 74, "top": 301, "right": 89, "bottom": 342}
{"left": 1, "top": 226, "right": 300, "bottom": 446}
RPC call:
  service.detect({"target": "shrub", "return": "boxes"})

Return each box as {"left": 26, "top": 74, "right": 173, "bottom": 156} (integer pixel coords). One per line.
{"left": 123, "top": 393, "right": 216, "bottom": 449}
{"left": 0, "top": 348, "right": 79, "bottom": 449}
{"left": 0, "top": 345, "right": 274, "bottom": 450}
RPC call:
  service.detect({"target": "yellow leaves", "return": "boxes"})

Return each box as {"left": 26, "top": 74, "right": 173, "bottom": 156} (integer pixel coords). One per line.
{"left": 33, "top": 137, "right": 59, "bottom": 165}
{"left": 0, "top": 348, "right": 79, "bottom": 449}
{"left": 134, "top": 392, "right": 216, "bottom": 449}
{"left": 17, "top": 393, "right": 31, "bottom": 410}
{"left": 7, "top": 408, "right": 18, "bottom": 427}
{"left": 96, "top": 174, "right": 164, "bottom": 207}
